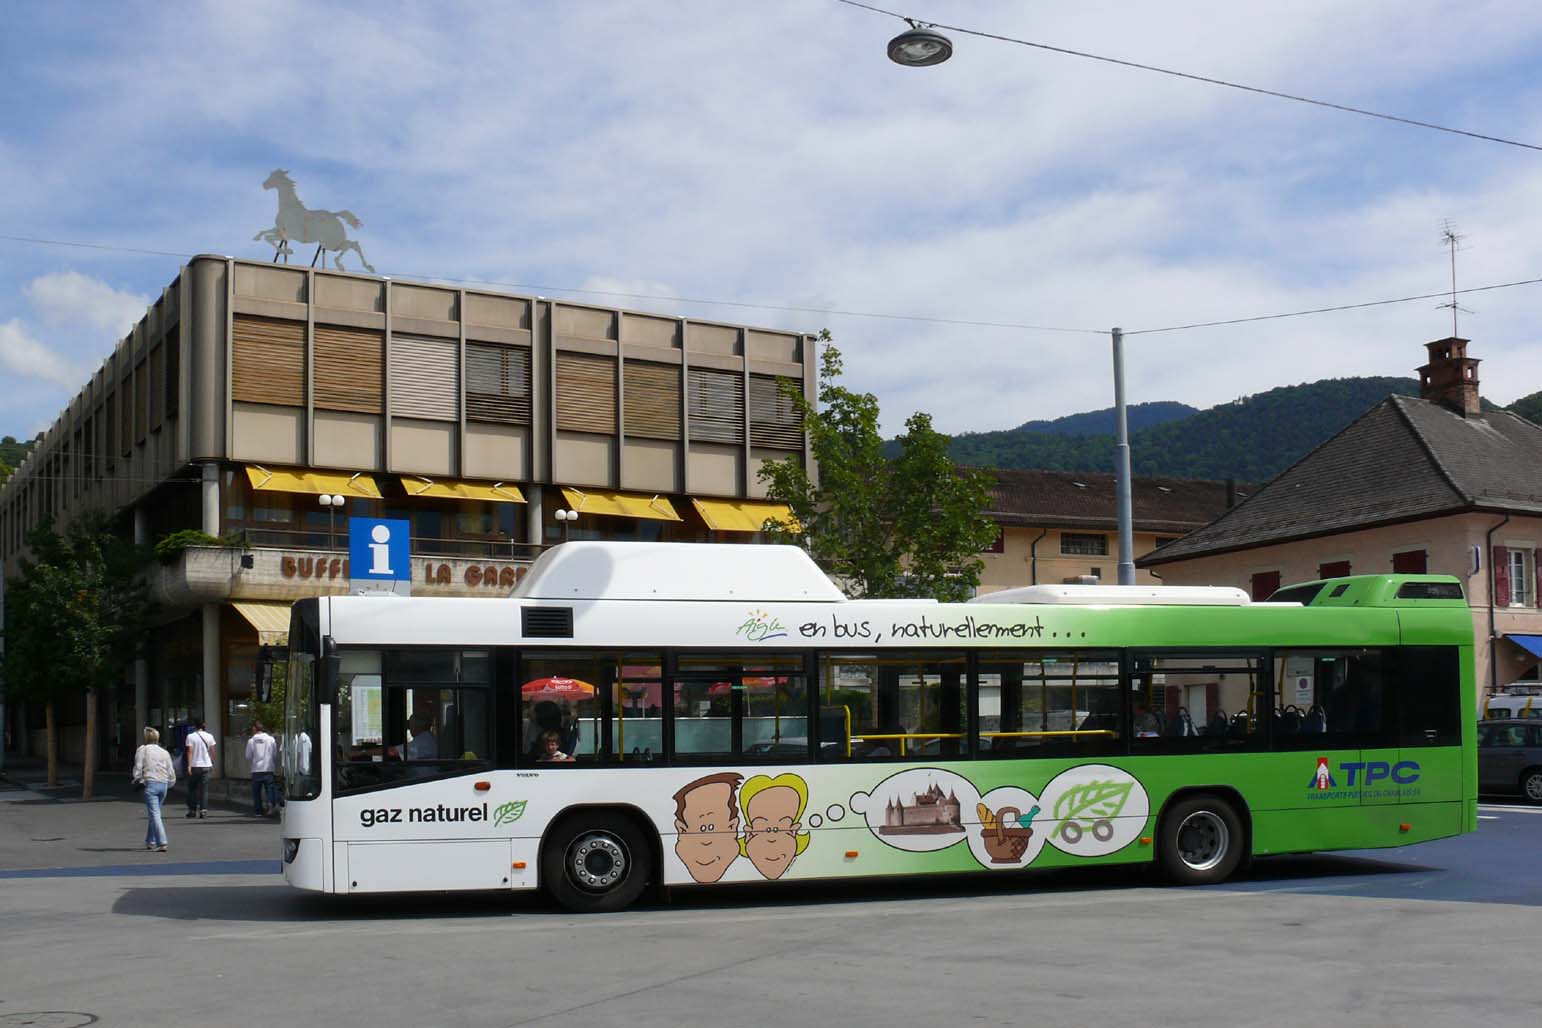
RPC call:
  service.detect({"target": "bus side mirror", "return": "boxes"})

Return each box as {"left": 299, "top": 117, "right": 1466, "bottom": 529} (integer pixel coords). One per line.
{"left": 320, "top": 636, "right": 341, "bottom": 706}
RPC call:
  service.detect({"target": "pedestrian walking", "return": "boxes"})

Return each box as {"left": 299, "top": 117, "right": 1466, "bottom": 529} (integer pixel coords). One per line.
{"left": 245, "top": 721, "right": 279, "bottom": 816}
{"left": 131, "top": 727, "right": 176, "bottom": 852}
{"left": 184, "top": 718, "right": 217, "bottom": 818}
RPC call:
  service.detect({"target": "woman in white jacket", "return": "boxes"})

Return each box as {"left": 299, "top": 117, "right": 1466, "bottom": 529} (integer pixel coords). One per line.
{"left": 132, "top": 727, "right": 177, "bottom": 852}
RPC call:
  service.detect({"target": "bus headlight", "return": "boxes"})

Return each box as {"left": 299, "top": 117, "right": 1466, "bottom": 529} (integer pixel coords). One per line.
{"left": 283, "top": 838, "right": 301, "bottom": 864}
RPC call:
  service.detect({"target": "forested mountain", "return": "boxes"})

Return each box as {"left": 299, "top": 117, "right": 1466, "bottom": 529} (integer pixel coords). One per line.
{"left": 938, "top": 377, "right": 1430, "bottom": 481}
{"left": 1510, "top": 390, "right": 1542, "bottom": 426}
{"left": 1007, "top": 401, "right": 1198, "bottom": 437}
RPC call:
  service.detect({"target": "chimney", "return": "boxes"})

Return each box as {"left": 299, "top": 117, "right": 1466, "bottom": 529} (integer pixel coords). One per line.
{"left": 1417, "top": 337, "right": 1481, "bottom": 416}
{"left": 1225, "top": 477, "right": 1237, "bottom": 508}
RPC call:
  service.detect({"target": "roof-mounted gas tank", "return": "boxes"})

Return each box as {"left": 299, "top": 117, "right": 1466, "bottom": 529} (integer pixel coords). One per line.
{"left": 512, "top": 541, "right": 848, "bottom": 602}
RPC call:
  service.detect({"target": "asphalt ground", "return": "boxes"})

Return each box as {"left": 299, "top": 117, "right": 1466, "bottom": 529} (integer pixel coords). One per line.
{"left": 2, "top": 779, "right": 1540, "bottom": 1028}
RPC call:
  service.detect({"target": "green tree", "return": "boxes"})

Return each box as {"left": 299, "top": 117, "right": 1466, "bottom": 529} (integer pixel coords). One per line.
{"left": 0, "top": 517, "right": 154, "bottom": 795}
{"left": 0, "top": 456, "right": 11, "bottom": 487}
{"left": 759, "top": 333, "right": 998, "bottom": 601}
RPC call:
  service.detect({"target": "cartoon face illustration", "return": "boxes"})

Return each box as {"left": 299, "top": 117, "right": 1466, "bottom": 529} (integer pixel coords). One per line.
{"left": 739, "top": 773, "right": 811, "bottom": 880}
{"left": 672, "top": 772, "right": 744, "bottom": 883}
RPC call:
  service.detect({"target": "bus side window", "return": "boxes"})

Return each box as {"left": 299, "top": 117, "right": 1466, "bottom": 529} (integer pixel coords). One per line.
{"left": 1131, "top": 653, "right": 1267, "bottom": 754}
{"left": 975, "top": 650, "right": 1121, "bottom": 759}
{"left": 1393, "top": 647, "right": 1461, "bottom": 747}
{"left": 1269, "top": 650, "right": 1389, "bottom": 751}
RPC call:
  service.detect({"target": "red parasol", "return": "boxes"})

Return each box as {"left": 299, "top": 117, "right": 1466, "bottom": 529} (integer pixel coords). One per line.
{"left": 521, "top": 677, "right": 597, "bottom": 701}
{"left": 706, "top": 677, "right": 784, "bottom": 697}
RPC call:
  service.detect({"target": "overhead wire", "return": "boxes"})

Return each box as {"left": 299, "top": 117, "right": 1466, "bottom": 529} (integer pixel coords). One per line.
{"left": 834, "top": 1, "right": 1542, "bottom": 153}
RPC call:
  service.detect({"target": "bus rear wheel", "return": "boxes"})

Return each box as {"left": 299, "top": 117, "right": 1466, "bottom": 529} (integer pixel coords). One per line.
{"left": 542, "top": 811, "right": 653, "bottom": 913}
{"left": 1158, "top": 795, "right": 1245, "bottom": 886}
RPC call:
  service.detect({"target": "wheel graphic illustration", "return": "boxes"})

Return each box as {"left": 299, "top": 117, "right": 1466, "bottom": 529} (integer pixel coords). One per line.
{"left": 1091, "top": 818, "right": 1114, "bottom": 842}
{"left": 1059, "top": 820, "right": 1083, "bottom": 844}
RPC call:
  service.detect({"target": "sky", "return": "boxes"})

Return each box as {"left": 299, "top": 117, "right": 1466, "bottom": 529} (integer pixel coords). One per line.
{"left": 3, "top": 0, "right": 1542, "bottom": 439}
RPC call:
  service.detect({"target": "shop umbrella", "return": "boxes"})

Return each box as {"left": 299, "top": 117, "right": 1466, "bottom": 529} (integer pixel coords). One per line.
{"left": 706, "top": 677, "right": 785, "bottom": 697}
{"left": 521, "top": 677, "right": 597, "bottom": 701}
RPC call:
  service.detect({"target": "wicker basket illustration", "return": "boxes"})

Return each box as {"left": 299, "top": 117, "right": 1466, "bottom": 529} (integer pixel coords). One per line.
{"left": 981, "top": 805, "right": 1033, "bottom": 863}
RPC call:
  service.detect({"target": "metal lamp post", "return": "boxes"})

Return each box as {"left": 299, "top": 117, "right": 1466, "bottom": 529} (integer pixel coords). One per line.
{"left": 884, "top": 24, "right": 1137, "bottom": 584}
{"left": 319, "top": 493, "right": 343, "bottom": 549}
{"left": 555, "top": 508, "right": 577, "bottom": 544}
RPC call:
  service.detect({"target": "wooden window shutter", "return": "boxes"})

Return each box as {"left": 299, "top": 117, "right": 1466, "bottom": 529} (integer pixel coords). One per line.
{"left": 314, "top": 324, "right": 384, "bottom": 414}
{"left": 232, "top": 315, "right": 304, "bottom": 407}
{"left": 1391, "top": 549, "right": 1427, "bottom": 575}
{"left": 748, "top": 374, "right": 804, "bottom": 449}
{"left": 1317, "top": 560, "right": 1351, "bottom": 579}
{"left": 623, "top": 360, "right": 681, "bottom": 441}
{"left": 465, "top": 342, "right": 532, "bottom": 425}
{"left": 555, "top": 352, "right": 617, "bottom": 433}
{"left": 1494, "top": 545, "right": 1510, "bottom": 606}
{"left": 148, "top": 345, "right": 164, "bottom": 430}
{"left": 687, "top": 367, "right": 743, "bottom": 444}
{"left": 390, "top": 334, "right": 460, "bottom": 421}
{"left": 1249, "top": 570, "right": 1280, "bottom": 601}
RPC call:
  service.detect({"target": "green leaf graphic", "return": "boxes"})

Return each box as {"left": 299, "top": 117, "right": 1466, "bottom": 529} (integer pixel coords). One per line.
{"left": 493, "top": 800, "right": 527, "bottom": 827}
{"left": 1052, "top": 780, "right": 1132, "bottom": 823}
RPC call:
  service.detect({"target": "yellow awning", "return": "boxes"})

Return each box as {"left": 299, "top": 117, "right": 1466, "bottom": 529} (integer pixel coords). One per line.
{"left": 691, "top": 498, "right": 801, "bottom": 533}
{"left": 245, "top": 465, "right": 382, "bottom": 499}
{"left": 400, "top": 475, "right": 526, "bottom": 504}
{"left": 560, "top": 487, "right": 682, "bottom": 522}
{"left": 232, "top": 601, "right": 292, "bottom": 644}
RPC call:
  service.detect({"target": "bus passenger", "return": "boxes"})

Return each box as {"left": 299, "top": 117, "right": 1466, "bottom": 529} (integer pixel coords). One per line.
{"left": 537, "top": 731, "right": 573, "bottom": 762}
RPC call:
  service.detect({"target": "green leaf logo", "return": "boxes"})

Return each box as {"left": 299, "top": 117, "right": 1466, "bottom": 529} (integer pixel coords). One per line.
{"left": 493, "top": 800, "right": 527, "bottom": 827}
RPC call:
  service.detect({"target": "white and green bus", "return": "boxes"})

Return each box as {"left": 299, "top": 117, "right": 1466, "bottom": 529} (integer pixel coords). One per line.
{"left": 279, "top": 541, "right": 1475, "bottom": 912}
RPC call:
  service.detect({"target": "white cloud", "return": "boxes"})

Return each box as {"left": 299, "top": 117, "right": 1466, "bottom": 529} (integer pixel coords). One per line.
{"left": 0, "top": 319, "right": 77, "bottom": 387}
{"left": 24, "top": 270, "right": 148, "bottom": 337}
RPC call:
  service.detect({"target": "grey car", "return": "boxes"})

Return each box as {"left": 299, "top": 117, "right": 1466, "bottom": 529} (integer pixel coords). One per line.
{"left": 1477, "top": 719, "right": 1542, "bottom": 802}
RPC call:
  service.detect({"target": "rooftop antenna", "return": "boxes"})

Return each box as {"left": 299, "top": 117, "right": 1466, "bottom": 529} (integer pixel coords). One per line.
{"left": 1435, "top": 220, "right": 1473, "bottom": 337}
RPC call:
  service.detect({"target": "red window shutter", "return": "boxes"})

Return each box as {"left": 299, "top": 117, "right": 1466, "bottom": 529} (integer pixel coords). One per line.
{"left": 1250, "top": 571, "right": 1281, "bottom": 601}
{"left": 1391, "top": 549, "right": 1427, "bottom": 575}
{"left": 1318, "top": 561, "right": 1352, "bottom": 579}
{"left": 983, "top": 527, "right": 1004, "bottom": 554}
{"left": 1494, "top": 545, "right": 1510, "bottom": 606}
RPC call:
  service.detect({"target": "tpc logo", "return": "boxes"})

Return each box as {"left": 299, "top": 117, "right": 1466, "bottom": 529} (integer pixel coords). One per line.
{"left": 349, "top": 517, "right": 410, "bottom": 592}
{"left": 1309, "top": 756, "right": 1336, "bottom": 790}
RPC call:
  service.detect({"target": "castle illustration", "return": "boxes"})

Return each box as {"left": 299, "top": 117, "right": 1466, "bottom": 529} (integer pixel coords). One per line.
{"left": 880, "top": 782, "right": 964, "bottom": 835}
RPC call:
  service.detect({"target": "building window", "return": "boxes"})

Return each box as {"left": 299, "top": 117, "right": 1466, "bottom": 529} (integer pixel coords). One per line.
{"left": 1060, "top": 532, "right": 1108, "bottom": 556}
{"left": 1249, "top": 570, "right": 1281, "bottom": 601}
{"left": 1392, "top": 549, "right": 1428, "bottom": 575}
{"left": 1510, "top": 548, "right": 1535, "bottom": 607}
{"left": 982, "top": 527, "right": 1004, "bottom": 554}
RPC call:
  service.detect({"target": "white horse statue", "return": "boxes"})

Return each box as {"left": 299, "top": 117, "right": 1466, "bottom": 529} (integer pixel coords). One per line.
{"left": 253, "top": 169, "right": 375, "bottom": 273}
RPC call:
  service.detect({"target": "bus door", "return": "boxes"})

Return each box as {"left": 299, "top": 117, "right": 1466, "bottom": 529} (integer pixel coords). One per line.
{"left": 1393, "top": 646, "right": 1464, "bottom": 809}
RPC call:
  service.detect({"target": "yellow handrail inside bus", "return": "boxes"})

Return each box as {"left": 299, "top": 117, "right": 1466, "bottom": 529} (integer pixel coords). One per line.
{"left": 854, "top": 732, "right": 966, "bottom": 757}
{"left": 979, "top": 730, "right": 1120, "bottom": 739}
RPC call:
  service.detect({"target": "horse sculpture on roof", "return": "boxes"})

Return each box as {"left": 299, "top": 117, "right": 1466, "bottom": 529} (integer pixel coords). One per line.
{"left": 254, "top": 169, "right": 375, "bottom": 273}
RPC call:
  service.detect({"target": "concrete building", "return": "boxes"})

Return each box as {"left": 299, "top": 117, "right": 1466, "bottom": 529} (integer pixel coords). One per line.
{"left": 1141, "top": 338, "right": 1542, "bottom": 706}
{"left": 0, "top": 256, "right": 813, "bottom": 774}
{"left": 976, "top": 467, "right": 1246, "bottom": 592}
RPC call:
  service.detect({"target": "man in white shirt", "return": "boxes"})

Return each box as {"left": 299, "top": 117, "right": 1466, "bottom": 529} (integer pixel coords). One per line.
{"left": 245, "top": 722, "right": 279, "bottom": 817}
{"left": 184, "top": 719, "right": 217, "bottom": 818}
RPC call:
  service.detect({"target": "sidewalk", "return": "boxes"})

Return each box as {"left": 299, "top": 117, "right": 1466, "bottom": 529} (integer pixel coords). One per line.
{"left": 0, "top": 762, "right": 281, "bottom": 873}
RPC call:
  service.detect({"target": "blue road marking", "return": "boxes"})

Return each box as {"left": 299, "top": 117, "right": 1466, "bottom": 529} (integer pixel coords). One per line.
{"left": 0, "top": 859, "right": 281, "bottom": 879}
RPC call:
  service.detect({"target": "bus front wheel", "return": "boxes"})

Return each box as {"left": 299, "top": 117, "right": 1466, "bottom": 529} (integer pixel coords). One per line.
{"left": 1158, "top": 795, "right": 1244, "bottom": 886}
{"left": 542, "top": 811, "right": 654, "bottom": 913}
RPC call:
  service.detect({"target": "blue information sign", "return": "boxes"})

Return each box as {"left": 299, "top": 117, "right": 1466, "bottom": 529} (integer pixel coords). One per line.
{"left": 348, "top": 517, "right": 411, "bottom": 588}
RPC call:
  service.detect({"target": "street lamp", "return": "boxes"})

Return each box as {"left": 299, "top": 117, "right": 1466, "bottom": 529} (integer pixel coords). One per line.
{"left": 554, "top": 508, "right": 577, "bottom": 543}
{"left": 318, "top": 493, "right": 344, "bottom": 549}
{"left": 887, "top": 22, "right": 953, "bottom": 66}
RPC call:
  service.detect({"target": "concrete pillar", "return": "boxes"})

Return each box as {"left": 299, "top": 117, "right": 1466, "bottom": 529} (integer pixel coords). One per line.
{"left": 525, "top": 484, "right": 544, "bottom": 550}
{"left": 202, "top": 602, "right": 222, "bottom": 778}
{"left": 132, "top": 506, "right": 149, "bottom": 736}
{"left": 201, "top": 463, "right": 220, "bottom": 536}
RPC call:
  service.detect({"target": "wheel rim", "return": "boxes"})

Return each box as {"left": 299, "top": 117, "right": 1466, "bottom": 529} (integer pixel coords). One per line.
{"left": 1175, "top": 810, "right": 1230, "bottom": 872}
{"left": 566, "top": 831, "right": 630, "bottom": 893}
{"left": 1525, "top": 775, "right": 1542, "bottom": 802}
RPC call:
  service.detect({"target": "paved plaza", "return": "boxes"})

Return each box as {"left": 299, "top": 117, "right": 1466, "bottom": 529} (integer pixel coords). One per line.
{"left": 2, "top": 773, "right": 1541, "bottom": 1028}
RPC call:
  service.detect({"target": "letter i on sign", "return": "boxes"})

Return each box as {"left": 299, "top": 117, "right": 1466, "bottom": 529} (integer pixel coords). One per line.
{"left": 369, "top": 524, "right": 393, "bottom": 574}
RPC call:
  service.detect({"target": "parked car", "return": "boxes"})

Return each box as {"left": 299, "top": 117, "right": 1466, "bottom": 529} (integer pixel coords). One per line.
{"left": 1477, "top": 719, "right": 1542, "bottom": 802}
{"left": 1483, "top": 687, "right": 1542, "bottom": 720}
